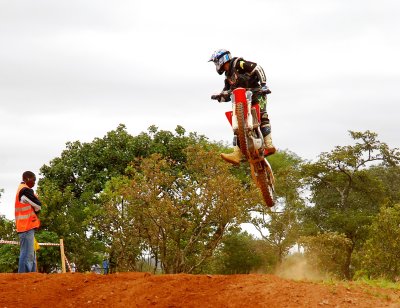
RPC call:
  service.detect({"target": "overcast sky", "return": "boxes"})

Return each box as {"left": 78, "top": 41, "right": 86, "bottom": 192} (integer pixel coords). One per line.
{"left": 1, "top": 0, "right": 399, "bottom": 220}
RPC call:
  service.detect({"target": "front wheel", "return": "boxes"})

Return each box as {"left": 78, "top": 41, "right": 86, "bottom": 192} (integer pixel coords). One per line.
{"left": 235, "top": 103, "right": 248, "bottom": 158}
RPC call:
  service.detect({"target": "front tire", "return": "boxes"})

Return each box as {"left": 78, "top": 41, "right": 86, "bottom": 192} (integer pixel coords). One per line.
{"left": 236, "top": 103, "right": 248, "bottom": 158}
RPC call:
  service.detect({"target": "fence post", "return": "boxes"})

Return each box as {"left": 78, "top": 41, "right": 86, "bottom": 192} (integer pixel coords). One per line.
{"left": 60, "top": 238, "right": 66, "bottom": 273}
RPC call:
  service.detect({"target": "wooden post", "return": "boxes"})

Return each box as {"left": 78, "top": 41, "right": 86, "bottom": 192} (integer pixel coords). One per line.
{"left": 60, "top": 238, "right": 66, "bottom": 273}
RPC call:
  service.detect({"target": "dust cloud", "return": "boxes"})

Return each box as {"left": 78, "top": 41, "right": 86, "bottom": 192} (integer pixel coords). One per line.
{"left": 274, "top": 254, "right": 328, "bottom": 281}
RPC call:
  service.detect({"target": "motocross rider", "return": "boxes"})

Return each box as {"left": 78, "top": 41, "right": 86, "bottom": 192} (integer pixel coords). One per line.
{"left": 209, "top": 49, "right": 276, "bottom": 165}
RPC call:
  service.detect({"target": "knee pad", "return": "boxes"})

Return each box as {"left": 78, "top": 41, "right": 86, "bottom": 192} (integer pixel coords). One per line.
{"left": 260, "top": 112, "right": 270, "bottom": 126}
{"left": 260, "top": 112, "right": 271, "bottom": 136}
{"left": 261, "top": 125, "right": 271, "bottom": 137}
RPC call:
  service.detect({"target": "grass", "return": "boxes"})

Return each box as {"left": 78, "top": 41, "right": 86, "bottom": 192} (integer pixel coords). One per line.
{"left": 319, "top": 277, "right": 400, "bottom": 302}
{"left": 352, "top": 277, "right": 400, "bottom": 290}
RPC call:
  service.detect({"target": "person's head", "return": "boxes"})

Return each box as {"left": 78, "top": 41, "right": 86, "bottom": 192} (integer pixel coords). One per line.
{"left": 22, "top": 171, "right": 36, "bottom": 188}
{"left": 208, "top": 49, "right": 232, "bottom": 75}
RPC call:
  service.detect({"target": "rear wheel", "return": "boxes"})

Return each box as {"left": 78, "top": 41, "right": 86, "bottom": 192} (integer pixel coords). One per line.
{"left": 236, "top": 103, "right": 248, "bottom": 158}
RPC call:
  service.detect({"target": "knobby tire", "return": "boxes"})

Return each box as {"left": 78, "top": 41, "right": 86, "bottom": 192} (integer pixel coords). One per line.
{"left": 255, "top": 167, "right": 274, "bottom": 207}
{"left": 236, "top": 103, "right": 248, "bottom": 158}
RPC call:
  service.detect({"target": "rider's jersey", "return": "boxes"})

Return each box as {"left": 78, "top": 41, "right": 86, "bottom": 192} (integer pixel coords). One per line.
{"left": 222, "top": 57, "right": 267, "bottom": 103}
{"left": 223, "top": 57, "right": 266, "bottom": 89}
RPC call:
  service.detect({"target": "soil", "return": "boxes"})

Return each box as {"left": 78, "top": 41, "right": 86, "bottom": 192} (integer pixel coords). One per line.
{"left": 1, "top": 272, "right": 400, "bottom": 308}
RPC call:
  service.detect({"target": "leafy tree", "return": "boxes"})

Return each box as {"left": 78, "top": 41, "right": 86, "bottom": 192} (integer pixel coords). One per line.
{"left": 368, "top": 166, "right": 400, "bottom": 205}
{"left": 0, "top": 193, "right": 14, "bottom": 242}
{"left": 95, "top": 176, "right": 142, "bottom": 272}
{"left": 35, "top": 231, "right": 65, "bottom": 273}
{"left": 301, "top": 131, "right": 400, "bottom": 279}
{"left": 0, "top": 216, "right": 65, "bottom": 273}
{"left": 0, "top": 217, "right": 16, "bottom": 239}
{"left": 251, "top": 150, "right": 305, "bottom": 264}
{"left": 0, "top": 216, "right": 18, "bottom": 273}
{"left": 38, "top": 124, "right": 215, "bottom": 271}
{"left": 211, "top": 230, "right": 265, "bottom": 274}
{"left": 38, "top": 124, "right": 138, "bottom": 270}
{"left": 97, "top": 144, "right": 252, "bottom": 274}
{"left": 357, "top": 203, "right": 400, "bottom": 280}
{"left": 300, "top": 232, "right": 353, "bottom": 279}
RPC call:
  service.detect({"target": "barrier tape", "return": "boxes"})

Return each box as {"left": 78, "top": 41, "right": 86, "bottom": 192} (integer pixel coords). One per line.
{"left": 1, "top": 239, "right": 72, "bottom": 273}
{"left": 0, "top": 239, "right": 61, "bottom": 246}
{"left": 39, "top": 243, "right": 62, "bottom": 247}
{"left": 0, "top": 240, "right": 19, "bottom": 245}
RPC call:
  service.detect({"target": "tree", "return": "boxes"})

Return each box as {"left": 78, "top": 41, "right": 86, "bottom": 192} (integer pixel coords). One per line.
{"left": 251, "top": 150, "right": 305, "bottom": 264}
{"left": 38, "top": 124, "right": 218, "bottom": 271}
{"left": 97, "top": 144, "right": 252, "bottom": 274}
{"left": 210, "top": 230, "right": 266, "bottom": 274}
{"left": 300, "top": 232, "right": 353, "bottom": 279}
{"left": 36, "top": 231, "right": 63, "bottom": 273}
{"left": 368, "top": 165, "right": 400, "bottom": 205}
{"left": 0, "top": 216, "right": 18, "bottom": 273}
{"left": 357, "top": 203, "right": 400, "bottom": 281}
{"left": 301, "top": 130, "right": 400, "bottom": 279}
{"left": 94, "top": 176, "right": 142, "bottom": 272}
{"left": 38, "top": 124, "right": 139, "bottom": 270}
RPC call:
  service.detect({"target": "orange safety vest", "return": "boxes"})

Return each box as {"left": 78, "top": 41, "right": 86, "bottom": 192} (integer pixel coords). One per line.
{"left": 15, "top": 183, "right": 40, "bottom": 233}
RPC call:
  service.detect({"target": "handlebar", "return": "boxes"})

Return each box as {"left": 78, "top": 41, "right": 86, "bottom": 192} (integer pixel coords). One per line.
{"left": 211, "top": 87, "right": 271, "bottom": 101}
{"left": 225, "top": 87, "right": 271, "bottom": 95}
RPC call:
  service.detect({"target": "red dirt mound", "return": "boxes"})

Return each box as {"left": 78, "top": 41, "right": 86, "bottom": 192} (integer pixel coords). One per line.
{"left": 1, "top": 272, "right": 400, "bottom": 307}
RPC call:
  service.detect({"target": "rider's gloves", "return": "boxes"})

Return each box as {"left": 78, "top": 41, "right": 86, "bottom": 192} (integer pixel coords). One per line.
{"left": 211, "top": 94, "right": 221, "bottom": 101}
{"left": 261, "top": 85, "right": 271, "bottom": 94}
{"left": 219, "top": 91, "right": 230, "bottom": 102}
{"left": 211, "top": 91, "right": 230, "bottom": 102}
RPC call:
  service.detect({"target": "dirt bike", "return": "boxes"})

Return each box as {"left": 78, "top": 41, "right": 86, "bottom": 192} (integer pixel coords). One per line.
{"left": 214, "top": 87, "right": 275, "bottom": 207}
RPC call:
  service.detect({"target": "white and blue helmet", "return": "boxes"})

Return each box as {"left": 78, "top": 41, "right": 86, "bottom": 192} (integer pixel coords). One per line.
{"left": 209, "top": 49, "right": 232, "bottom": 75}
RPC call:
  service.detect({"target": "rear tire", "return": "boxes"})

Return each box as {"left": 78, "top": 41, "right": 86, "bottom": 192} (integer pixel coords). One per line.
{"left": 236, "top": 103, "right": 248, "bottom": 158}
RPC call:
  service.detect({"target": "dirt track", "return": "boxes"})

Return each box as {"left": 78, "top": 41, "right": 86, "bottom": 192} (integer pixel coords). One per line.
{"left": 1, "top": 272, "right": 400, "bottom": 307}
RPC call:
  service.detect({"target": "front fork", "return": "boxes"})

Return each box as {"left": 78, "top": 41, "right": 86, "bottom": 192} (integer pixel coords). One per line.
{"left": 230, "top": 90, "right": 253, "bottom": 131}
{"left": 231, "top": 91, "right": 264, "bottom": 152}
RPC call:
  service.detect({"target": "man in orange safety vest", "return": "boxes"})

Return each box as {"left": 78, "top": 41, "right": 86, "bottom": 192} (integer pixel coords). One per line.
{"left": 15, "top": 171, "right": 42, "bottom": 273}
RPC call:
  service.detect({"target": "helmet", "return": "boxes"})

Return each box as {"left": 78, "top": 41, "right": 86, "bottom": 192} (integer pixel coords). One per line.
{"left": 208, "top": 49, "right": 232, "bottom": 75}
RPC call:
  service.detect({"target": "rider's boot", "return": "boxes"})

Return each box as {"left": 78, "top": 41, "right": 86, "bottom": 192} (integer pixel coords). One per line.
{"left": 260, "top": 114, "right": 276, "bottom": 156}
{"left": 221, "top": 146, "right": 242, "bottom": 165}
{"left": 263, "top": 130, "right": 276, "bottom": 156}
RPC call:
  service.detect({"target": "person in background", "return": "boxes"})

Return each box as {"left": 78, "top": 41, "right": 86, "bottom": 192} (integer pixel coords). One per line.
{"left": 209, "top": 49, "right": 276, "bottom": 165}
{"left": 102, "top": 258, "right": 109, "bottom": 275}
{"left": 15, "top": 171, "right": 42, "bottom": 273}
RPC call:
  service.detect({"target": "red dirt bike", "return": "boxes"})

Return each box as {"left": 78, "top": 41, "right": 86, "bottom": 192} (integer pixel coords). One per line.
{"left": 216, "top": 87, "right": 275, "bottom": 207}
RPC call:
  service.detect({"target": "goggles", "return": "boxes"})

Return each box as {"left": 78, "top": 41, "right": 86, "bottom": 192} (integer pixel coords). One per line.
{"left": 215, "top": 53, "right": 230, "bottom": 70}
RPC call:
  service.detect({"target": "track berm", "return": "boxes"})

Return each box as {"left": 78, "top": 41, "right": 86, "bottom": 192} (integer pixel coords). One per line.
{"left": 1, "top": 272, "right": 400, "bottom": 307}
